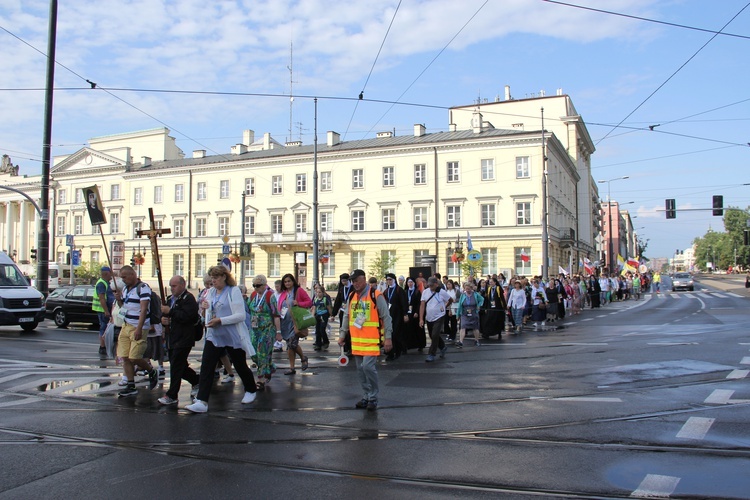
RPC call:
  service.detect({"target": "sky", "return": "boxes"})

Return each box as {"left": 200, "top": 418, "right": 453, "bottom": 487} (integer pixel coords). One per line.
{"left": 0, "top": 0, "right": 748, "bottom": 259}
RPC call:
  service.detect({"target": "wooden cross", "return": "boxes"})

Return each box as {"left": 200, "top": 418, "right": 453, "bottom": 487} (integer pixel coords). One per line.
{"left": 136, "top": 208, "right": 171, "bottom": 301}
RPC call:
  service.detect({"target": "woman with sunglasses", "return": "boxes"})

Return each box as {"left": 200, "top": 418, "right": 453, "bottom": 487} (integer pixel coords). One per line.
{"left": 278, "top": 273, "right": 313, "bottom": 375}
{"left": 247, "top": 274, "right": 280, "bottom": 389}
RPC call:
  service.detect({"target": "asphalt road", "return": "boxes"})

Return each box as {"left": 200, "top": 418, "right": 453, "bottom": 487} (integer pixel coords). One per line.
{"left": 1, "top": 277, "right": 749, "bottom": 499}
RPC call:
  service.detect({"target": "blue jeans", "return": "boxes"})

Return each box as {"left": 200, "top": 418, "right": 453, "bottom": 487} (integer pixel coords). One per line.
{"left": 97, "top": 312, "right": 108, "bottom": 337}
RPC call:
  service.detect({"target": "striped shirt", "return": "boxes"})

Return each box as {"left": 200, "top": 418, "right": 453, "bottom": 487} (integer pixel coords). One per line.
{"left": 122, "top": 282, "right": 151, "bottom": 329}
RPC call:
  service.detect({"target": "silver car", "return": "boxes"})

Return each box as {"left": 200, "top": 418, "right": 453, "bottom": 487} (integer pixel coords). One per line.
{"left": 672, "top": 272, "right": 694, "bottom": 292}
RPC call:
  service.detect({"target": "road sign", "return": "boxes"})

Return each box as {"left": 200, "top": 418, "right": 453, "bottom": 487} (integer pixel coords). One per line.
{"left": 71, "top": 250, "right": 81, "bottom": 266}
{"left": 467, "top": 249, "right": 482, "bottom": 266}
{"left": 222, "top": 244, "right": 231, "bottom": 254}
{"left": 66, "top": 234, "right": 74, "bottom": 247}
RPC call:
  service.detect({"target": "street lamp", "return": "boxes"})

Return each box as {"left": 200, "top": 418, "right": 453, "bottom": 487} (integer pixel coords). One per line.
{"left": 446, "top": 235, "right": 464, "bottom": 284}
{"left": 598, "top": 176, "right": 629, "bottom": 274}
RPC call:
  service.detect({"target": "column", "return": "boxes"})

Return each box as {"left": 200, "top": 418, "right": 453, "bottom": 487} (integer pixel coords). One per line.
{"left": 5, "top": 202, "right": 14, "bottom": 255}
{"left": 19, "top": 201, "right": 28, "bottom": 259}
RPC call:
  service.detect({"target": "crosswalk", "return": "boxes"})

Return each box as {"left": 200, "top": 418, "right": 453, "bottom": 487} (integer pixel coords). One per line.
{"left": 647, "top": 291, "right": 741, "bottom": 299}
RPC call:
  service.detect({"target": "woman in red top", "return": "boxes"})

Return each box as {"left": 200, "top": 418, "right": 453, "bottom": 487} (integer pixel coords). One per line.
{"left": 277, "top": 273, "right": 313, "bottom": 375}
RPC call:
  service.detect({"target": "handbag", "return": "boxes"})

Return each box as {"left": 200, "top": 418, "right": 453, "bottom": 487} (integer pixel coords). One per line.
{"left": 538, "top": 301, "right": 547, "bottom": 310}
{"left": 111, "top": 302, "right": 125, "bottom": 327}
{"left": 291, "top": 305, "right": 316, "bottom": 330}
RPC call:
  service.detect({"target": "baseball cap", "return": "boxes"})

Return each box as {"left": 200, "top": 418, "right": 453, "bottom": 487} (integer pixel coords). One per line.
{"left": 350, "top": 269, "right": 366, "bottom": 280}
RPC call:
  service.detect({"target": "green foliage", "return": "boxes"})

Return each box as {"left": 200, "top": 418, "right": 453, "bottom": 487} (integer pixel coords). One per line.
{"left": 74, "top": 261, "right": 103, "bottom": 283}
{"left": 692, "top": 205, "right": 750, "bottom": 270}
{"left": 368, "top": 253, "right": 398, "bottom": 279}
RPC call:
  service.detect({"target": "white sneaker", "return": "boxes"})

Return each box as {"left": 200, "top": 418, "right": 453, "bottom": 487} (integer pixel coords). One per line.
{"left": 221, "top": 374, "right": 235, "bottom": 384}
{"left": 190, "top": 385, "right": 199, "bottom": 397}
{"left": 241, "top": 391, "right": 257, "bottom": 404}
{"left": 117, "top": 376, "right": 129, "bottom": 386}
{"left": 541, "top": 321, "right": 546, "bottom": 327}
{"left": 186, "top": 399, "right": 208, "bottom": 413}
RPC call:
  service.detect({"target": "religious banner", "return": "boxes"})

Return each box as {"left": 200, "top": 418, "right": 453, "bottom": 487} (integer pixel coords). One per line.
{"left": 82, "top": 185, "right": 107, "bottom": 226}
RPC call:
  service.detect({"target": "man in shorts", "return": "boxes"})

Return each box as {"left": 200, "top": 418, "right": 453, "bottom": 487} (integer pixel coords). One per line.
{"left": 115, "top": 266, "right": 158, "bottom": 397}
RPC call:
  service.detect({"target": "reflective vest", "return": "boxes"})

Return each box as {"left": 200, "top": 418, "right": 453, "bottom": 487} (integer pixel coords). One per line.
{"left": 92, "top": 278, "right": 107, "bottom": 313}
{"left": 348, "top": 288, "right": 382, "bottom": 357}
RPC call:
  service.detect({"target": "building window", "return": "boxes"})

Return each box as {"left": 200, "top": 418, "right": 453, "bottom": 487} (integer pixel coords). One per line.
{"left": 481, "top": 159, "right": 495, "bottom": 181}
{"left": 268, "top": 253, "right": 280, "bottom": 277}
{"left": 111, "top": 184, "right": 120, "bottom": 200}
{"left": 447, "top": 161, "right": 460, "bottom": 182}
{"left": 272, "top": 175, "right": 283, "bottom": 195}
{"left": 76, "top": 189, "right": 83, "bottom": 203}
{"left": 321, "top": 171, "right": 332, "bottom": 191}
{"left": 351, "top": 210, "right": 364, "bottom": 231}
{"left": 174, "top": 219, "right": 184, "bottom": 238}
{"left": 194, "top": 254, "right": 206, "bottom": 277}
{"left": 382, "top": 166, "right": 395, "bottom": 187}
{"left": 92, "top": 224, "right": 101, "bottom": 235}
{"left": 219, "top": 180, "right": 229, "bottom": 199}
{"left": 57, "top": 190, "right": 66, "bottom": 204}
{"left": 320, "top": 212, "right": 332, "bottom": 232}
{"left": 414, "top": 164, "right": 426, "bottom": 185}
{"left": 197, "top": 182, "right": 207, "bottom": 200}
{"left": 245, "top": 178, "right": 255, "bottom": 196}
{"left": 414, "top": 249, "right": 428, "bottom": 266}
{"left": 296, "top": 173, "right": 307, "bottom": 193}
{"left": 515, "top": 247, "right": 531, "bottom": 275}
{"left": 196, "top": 217, "right": 206, "bottom": 237}
{"left": 322, "top": 252, "right": 335, "bottom": 277}
{"left": 413, "top": 207, "right": 428, "bottom": 229}
{"left": 244, "top": 254, "right": 255, "bottom": 277}
{"left": 133, "top": 221, "right": 142, "bottom": 239}
{"left": 352, "top": 168, "right": 364, "bottom": 189}
{"left": 56, "top": 216, "right": 65, "bottom": 234}
{"left": 516, "top": 156, "right": 530, "bottom": 178}
{"left": 74, "top": 215, "right": 82, "bottom": 235}
{"left": 381, "top": 250, "right": 396, "bottom": 273}
{"left": 134, "top": 187, "right": 143, "bottom": 205}
{"left": 218, "top": 216, "right": 229, "bottom": 236}
{"left": 445, "top": 249, "right": 459, "bottom": 278}
{"left": 295, "top": 213, "right": 307, "bottom": 234}
{"left": 173, "top": 254, "right": 184, "bottom": 276}
{"left": 271, "top": 214, "right": 283, "bottom": 235}
{"left": 351, "top": 251, "right": 365, "bottom": 271}
{"left": 516, "top": 202, "right": 531, "bottom": 225}
{"left": 481, "top": 204, "right": 496, "bottom": 227}
{"left": 175, "top": 184, "right": 184, "bottom": 202}
{"left": 91, "top": 251, "right": 100, "bottom": 263}
{"left": 382, "top": 208, "right": 395, "bottom": 230}
{"left": 154, "top": 186, "right": 163, "bottom": 204}
{"left": 446, "top": 206, "right": 461, "bottom": 228}
{"left": 151, "top": 254, "right": 163, "bottom": 278}
{"left": 481, "top": 248, "right": 498, "bottom": 275}
{"left": 244, "top": 215, "right": 255, "bottom": 236}
{"left": 110, "top": 213, "right": 119, "bottom": 234}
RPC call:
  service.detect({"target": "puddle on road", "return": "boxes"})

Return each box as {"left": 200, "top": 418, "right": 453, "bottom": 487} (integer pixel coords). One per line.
{"left": 36, "top": 380, "right": 114, "bottom": 393}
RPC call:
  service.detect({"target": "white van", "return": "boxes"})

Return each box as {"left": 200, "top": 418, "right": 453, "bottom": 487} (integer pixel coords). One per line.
{"left": 0, "top": 252, "right": 46, "bottom": 332}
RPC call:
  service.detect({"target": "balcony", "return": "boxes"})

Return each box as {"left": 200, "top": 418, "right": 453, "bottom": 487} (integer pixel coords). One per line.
{"left": 560, "top": 227, "right": 576, "bottom": 243}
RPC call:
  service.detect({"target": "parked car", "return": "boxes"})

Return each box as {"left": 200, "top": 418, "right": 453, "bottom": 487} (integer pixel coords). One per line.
{"left": 0, "top": 252, "right": 46, "bottom": 332}
{"left": 45, "top": 285, "right": 100, "bottom": 328}
{"left": 672, "top": 272, "right": 695, "bottom": 292}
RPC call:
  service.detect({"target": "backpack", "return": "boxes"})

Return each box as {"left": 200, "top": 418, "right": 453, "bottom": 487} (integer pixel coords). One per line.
{"left": 137, "top": 283, "right": 162, "bottom": 326}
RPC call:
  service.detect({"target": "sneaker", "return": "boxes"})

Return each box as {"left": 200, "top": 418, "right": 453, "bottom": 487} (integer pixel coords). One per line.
{"left": 148, "top": 369, "right": 158, "bottom": 389}
{"left": 214, "top": 370, "right": 221, "bottom": 379}
{"left": 158, "top": 369, "right": 166, "bottom": 378}
{"left": 186, "top": 399, "right": 208, "bottom": 413}
{"left": 117, "top": 376, "right": 129, "bottom": 386}
{"left": 241, "top": 391, "right": 257, "bottom": 404}
{"left": 366, "top": 400, "right": 378, "bottom": 411}
{"left": 158, "top": 395, "right": 178, "bottom": 405}
{"left": 322, "top": 342, "right": 330, "bottom": 350}
{"left": 136, "top": 369, "right": 148, "bottom": 377}
{"left": 455, "top": 341, "right": 463, "bottom": 348}
{"left": 532, "top": 322, "right": 538, "bottom": 329}
{"left": 439, "top": 346, "right": 447, "bottom": 359}
{"left": 190, "top": 385, "right": 199, "bottom": 398}
{"left": 118, "top": 385, "right": 137, "bottom": 397}
{"left": 425, "top": 355, "right": 435, "bottom": 362}
{"left": 273, "top": 347, "right": 283, "bottom": 353}
{"left": 541, "top": 321, "right": 546, "bottom": 327}
{"left": 355, "top": 398, "right": 369, "bottom": 409}
{"left": 221, "top": 374, "right": 235, "bottom": 384}
{"left": 98, "top": 346, "right": 107, "bottom": 355}
{"left": 475, "top": 340, "right": 480, "bottom": 347}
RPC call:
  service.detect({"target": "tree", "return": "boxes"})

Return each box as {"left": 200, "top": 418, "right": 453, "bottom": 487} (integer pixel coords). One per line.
{"left": 74, "top": 261, "right": 102, "bottom": 283}
{"left": 368, "top": 253, "right": 398, "bottom": 279}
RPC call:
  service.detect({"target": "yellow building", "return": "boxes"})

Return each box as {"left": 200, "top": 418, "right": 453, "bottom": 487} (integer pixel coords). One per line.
{"left": 1, "top": 91, "right": 599, "bottom": 291}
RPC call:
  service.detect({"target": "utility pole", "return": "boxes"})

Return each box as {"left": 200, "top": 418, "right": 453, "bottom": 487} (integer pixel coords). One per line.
{"left": 541, "top": 108, "right": 548, "bottom": 280}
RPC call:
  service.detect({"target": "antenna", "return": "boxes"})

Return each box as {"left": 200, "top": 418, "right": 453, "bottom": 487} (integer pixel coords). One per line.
{"left": 287, "top": 40, "right": 298, "bottom": 143}
{"left": 295, "top": 121, "right": 308, "bottom": 142}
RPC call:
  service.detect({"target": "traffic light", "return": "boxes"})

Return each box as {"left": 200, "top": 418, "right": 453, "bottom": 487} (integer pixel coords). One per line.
{"left": 665, "top": 199, "right": 676, "bottom": 219}
{"left": 130, "top": 255, "right": 136, "bottom": 267}
{"left": 744, "top": 230, "right": 750, "bottom": 246}
{"left": 712, "top": 195, "right": 723, "bottom": 216}
{"left": 30, "top": 248, "right": 37, "bottom": 261}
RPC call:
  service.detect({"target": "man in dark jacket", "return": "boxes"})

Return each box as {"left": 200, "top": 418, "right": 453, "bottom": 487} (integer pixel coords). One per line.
{"left": 157, "top": 275, "right": 201, "bottom": 405}
{"left": 383, "top": 272, "right": 409, "bottom": 360}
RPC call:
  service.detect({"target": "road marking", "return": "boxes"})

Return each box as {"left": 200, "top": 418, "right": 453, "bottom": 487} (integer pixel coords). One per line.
{"left": 670, "top": 294, "right": 680, "bottom": 299}
{"left": 0, "top": 396, "right": 43, "bottom": 408}
{"left": 647, "top": 342, "right": 698, "bottom": 346}
{"left": 630, "top": 474, "right": 680, "bottom": 498}
{"left": 596, "top": 315, "right": 607, "bottom": 318}
{"left": 710, "top": 293, "right": 727, "bottom": 298}
{"left": 676, "top": 417, "right": 714, "bottom": 439}
{"left": 560, "top": 343, "right": 608, "bottom": 346}
{"left": 555, "top": 396, "right": 622, "bottom": 402}
{"left": 726, "top": 369, "right": 749, "bottom": 379}
{"left": 705, "top": 389, "right": 734, "bottom": 404}
{"left": 581, "top": 318, "right": 593, "bottom": 321}
{"left": 697, "top": 293, "right": 712, "bottom": 298}
{"left": 740, "top": 357, "right": 750, "bottom": 365}
{"left": 727, "top": 292, "right": 742, "bottom": 298}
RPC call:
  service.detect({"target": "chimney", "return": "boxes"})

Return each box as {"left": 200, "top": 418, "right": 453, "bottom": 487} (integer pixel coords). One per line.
{"left": 504, "top": 85, "right": 511, "bottom": 101}
{"left": 231, "top": 144, "right": 248, "bottom": 155}
{"left": 192, "top": 150, "right": 206, "bottom": 158}
{"left": 242, "top": 129, "right": 254, "bottom": 146}
{"left": 472, "top": 110, "right": 484, "bottom": 134}
{"left": 141, "top": 156, "right": 151, "bottom": 167}
{"left": 449, "top": 124, "right": 457, "bottom": 132}
{"left": 327, "top": 131, "right": 340, "bottom": 147}
{"left": 376, "top": 131, "right": 393, "bottom": 138}
{"left": 263, "top": 132, "right": 272, "bottom": 150}
{"left": 285, "top": 141, "right": 302, "bottom": 147}
{"left": 413, "top": 124, "right": 426, "bottom": 137}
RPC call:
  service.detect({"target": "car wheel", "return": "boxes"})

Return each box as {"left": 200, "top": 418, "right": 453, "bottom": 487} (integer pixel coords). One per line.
{"left": 689, "top": 286, "right": 694, "bottom": 291}
{"left": 21, "top": 322, "right": 38, "bottom": 332}
{"left": 54, "top": 309, "right": 70, "bottom": 328}
{"left": 672, "top": 288, "right": 676, "bottom": 292}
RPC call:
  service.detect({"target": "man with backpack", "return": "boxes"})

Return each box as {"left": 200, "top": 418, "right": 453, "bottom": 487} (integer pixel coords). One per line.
{"left": 115, "top": 265, "right": 159, "bottom": 397}
{"left": 157, "top": 275, "right": 201, "bottom": 405}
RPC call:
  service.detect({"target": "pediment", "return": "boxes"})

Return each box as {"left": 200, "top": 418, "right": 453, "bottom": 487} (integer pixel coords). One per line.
{"left": 52, "top": 147, "right": 128, "bottom": 175}
{"left": 290, "top": 202, "right": 311, "bottom": 211}
{"left": 347, "top": 198, "right": 369, "bottom": 208}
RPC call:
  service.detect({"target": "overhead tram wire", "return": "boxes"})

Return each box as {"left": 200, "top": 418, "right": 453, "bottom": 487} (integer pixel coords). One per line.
{"left": 595, "top": 3, "right": 750, "bottom": 145}
{"left": 341, "top": 0, "right": 403, "bottom": 141}
{"left": 362, "top": 0, "right": 489, "bottom": 139}
{"left": 587, "top": 121, "right": 750, "bottom": 149}
{"left": 541, "top": 0, "right": 750, "bottom": 40}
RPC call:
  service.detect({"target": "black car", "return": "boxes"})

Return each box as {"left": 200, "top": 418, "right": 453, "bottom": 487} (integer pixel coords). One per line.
{"left": 45, "top": 285, "right": 100, "bottom": 328}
